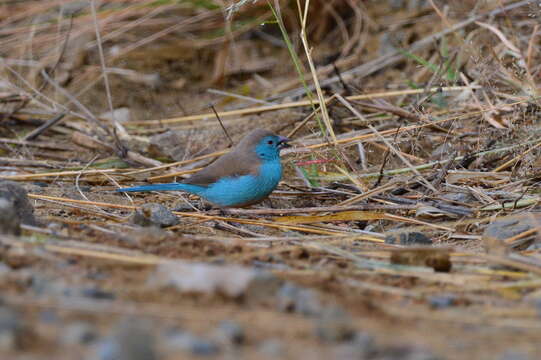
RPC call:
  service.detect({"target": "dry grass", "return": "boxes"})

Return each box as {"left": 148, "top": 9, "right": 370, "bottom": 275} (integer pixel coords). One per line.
{"left": 1, "top": 0, "right": 541, "bottom": 358}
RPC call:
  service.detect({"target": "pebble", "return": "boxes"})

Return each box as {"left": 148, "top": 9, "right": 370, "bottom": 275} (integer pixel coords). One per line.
{"left": 131, "top": 203, "right": 179, "bottom": 228}
{"left": 499, "top": 350, "right": 531, "bottom": 360}
{"left": 333, "top": 332, "right": 376, "bottom": 359}
{"left": 482, "top": 214, "right": 540, "bottom": 255}
{"left": 80, "top": 287, "right": 116, "bottom": 300}
{"left": 0, "top": 180, "right": 37, "bottom": 226}
{"left": 0, "top": 198, "right": 20, "bottom": 235}
{"left": 151, "top": 261, "right": 282, "bottom": 300}
{"left": 276, "top": 283, "right": 323, "bottom": 316}
{"left": 164, "top": 331, "right": 220, "bottom": 356}
{"left": 61, "top": 321, "right": 97, "bottom": 345}
{"left": 94, "top": 318, "right": 157, "bottom": 360}
{"left": 314, "top": 307, "right": 355, "bottom": 343}
{"left": 385, "top": 232, "right": 432, "bottom": 246}
{"left": 428, "top": 294, "right": 456, "bottom": 309}
{"left": 257, "top": 339, "right": 285, "bottom": 358}
{"left": 213, "top": 320, "right": 244, "bottom": 345}
{"left": 0, "top": 306, "right": 22, "bottom": 351}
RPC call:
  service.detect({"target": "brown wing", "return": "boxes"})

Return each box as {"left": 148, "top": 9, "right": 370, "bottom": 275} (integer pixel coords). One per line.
{"left": 183, "top": 150, "right": 259, "bottom": 187}
{"left": 183, "top": 128, "right": 276, "bottom": 187}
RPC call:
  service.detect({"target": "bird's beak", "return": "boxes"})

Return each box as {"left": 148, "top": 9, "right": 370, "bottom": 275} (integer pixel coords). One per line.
{"left": 277, "top": 136, "right": 291, "bottom": 149}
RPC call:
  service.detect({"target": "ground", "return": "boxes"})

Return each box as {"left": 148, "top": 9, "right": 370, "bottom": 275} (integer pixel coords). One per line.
{"left": 0, "top": 0, "right": 541, "bottom": 359}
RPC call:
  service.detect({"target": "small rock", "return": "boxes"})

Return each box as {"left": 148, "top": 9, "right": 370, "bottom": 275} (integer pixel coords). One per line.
{"left": 94, "top": 318, "right": 157, "bottom": 360}
{"left": 0, "top": 262, "right": 9, "bottom": 275}
{"left": 131, "top": 203, "right": 179, "bottom": 228}
{"left": 95, "top": 339, "right": 120, "bottom": 360}
{"left": 4, "top": 246, "right": 35, "bottom": 268}
{"left": 0, "top": 306, "right": 22, "bottom": 351}
{"left": 99, "top": 108, "right": 131, "bottom": 124}
{"left": 80, "top": 287, "right": 116, "bottom": 300}
{"left": 385, "top": 346, "right": 442, "bottom": 360}
{"left": 385, "top": 232, "right": 432, "bottom": 246}
{"left": 482, "top": 214, "right": 540, "bottom": 255}
{"left": 38, "top": 310, "right": 58, "bottom": 324}
{"left": 0, "top": 180, "right": 37, "bottom": 226}
{"left": 151, "top": 261, "right": 282, "bottom": 299}
{"left": 333, "top": 332, "right": 376, "bottom": 359}
{"left": 482, "top": 213, "right": 541, "bottom": 255}
{"left": 276, "top": 283, "right": 322, "bottom": 316}
{"left": 314, "top": 307, "right": 355, "bottom": 343}
{"left": 0, "top": 198, "right": 20, "bottom": 235}
{"left": 212, "top": 320, "right": 244, "bottom": 345}
{"left": 61, "top": 321, "right": 97, "bottom": 345}
{"left": 257, "top": 339, "right": 285, "bottom": 358}
{"left": 428, "top": 294, "right": 456, "bottom": 309}
{"left": 164, "top": 332, "right": 220, "bottom": 356}
{"left": 499, "top": 350, "right": 531, "bottom": 360}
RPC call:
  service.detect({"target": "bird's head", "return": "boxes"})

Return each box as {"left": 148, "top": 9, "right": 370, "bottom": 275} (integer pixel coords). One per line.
{"left": 238, "top": 129, "right": 290, "bottom": 161}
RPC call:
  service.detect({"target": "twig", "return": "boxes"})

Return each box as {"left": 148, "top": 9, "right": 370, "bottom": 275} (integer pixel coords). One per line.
{"left": 23, "top": 112, "right": 66, "bottom": 141}
{"left": 210, "top": 104, "right": 234, "bottom": 147}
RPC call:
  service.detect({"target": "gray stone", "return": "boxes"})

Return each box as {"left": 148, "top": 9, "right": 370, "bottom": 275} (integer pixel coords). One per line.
{"left": 428, "top": 294, "right": 456, "bottom": 309}
{"left": 314, "top": 307, "right": 355, "bottom": 343}
{"left": 151, "top": 261, "right": 281, "bottom": 300}
{"left": 95, "top": 339, "right": 120, "bottom": 360}
{"left": 0, "top": 198, "right": 20, "bottom": 235}
{"left": 499, "top": 350, "right": 531, "bottom": 360}
{"left": 94, "top": 318, "right": 157, "bottom": 360}
{"left": 482, "top": 214, "right": 541, "bottom": 255}
{"left": 277, "top": 283, "right": 323, "bottom": 316}
{"left": 213, "top": 320, "right": 244, "bottom": 345}
{"left": 0, "top": 306, "right": 22, "bottom": 351}
{"left": 0, "top": 180, "right": 37, "bottom": 226}
{"left": 164, "top": 332, "right": 220, "bottom": 356}
{"left": 131, "top": 203, "right": 179, "bottom": 228}
{"left": 385, "top": 232, "right": 432, "bottom": 246}
{"left": 333, "top": 332, "right": 376, "bottom": 359}
{"left": 258, "top": 339, "right": 285, "bottom": 358}
{"left": 61, "top": 321, "right": 97, "bottom": 345}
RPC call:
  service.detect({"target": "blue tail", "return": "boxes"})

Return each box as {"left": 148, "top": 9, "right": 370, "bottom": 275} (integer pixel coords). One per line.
{"left": 117, "top": 183, "right": 196, "bottom": 193}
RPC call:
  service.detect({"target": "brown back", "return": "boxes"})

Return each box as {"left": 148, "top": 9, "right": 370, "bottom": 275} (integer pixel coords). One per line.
{"left": 183, "top": 129, "right": 275, "bottom": 187}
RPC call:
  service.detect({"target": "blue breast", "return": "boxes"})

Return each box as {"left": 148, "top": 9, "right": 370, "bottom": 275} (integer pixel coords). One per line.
{"left": 201, "top": 160, "right": 282, "bottom": 207}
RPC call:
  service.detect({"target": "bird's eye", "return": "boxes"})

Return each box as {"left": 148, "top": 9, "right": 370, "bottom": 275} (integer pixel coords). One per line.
{"left": 267, "top": 140, "right": 274, "bottom": 145}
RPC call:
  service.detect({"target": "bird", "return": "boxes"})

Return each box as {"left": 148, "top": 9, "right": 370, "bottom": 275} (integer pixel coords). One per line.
{"left": 117, "top": 128, "right": 290, "bottom": 208}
